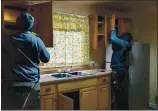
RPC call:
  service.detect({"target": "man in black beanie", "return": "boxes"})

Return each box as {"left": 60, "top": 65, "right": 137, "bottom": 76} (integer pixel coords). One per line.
{"left": 110, "top": 28, "right": 132, "bottom": 110}
{"left": 2, "top": 12, "right": 50, "bottom": 110}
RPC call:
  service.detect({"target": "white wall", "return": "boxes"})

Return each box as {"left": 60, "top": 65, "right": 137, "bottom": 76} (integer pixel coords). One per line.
{"left": 130, "top": 1, "right": 157, "bottom": 104}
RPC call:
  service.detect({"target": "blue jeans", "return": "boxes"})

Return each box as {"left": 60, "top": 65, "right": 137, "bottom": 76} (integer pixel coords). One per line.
{"left": 2, "top": 82, "right": 40, "bottom": 110}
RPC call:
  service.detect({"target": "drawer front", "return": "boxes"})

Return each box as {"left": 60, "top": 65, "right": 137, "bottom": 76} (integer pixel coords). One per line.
{"left": 98, "top": 76, "right": 109, "bottom": 85}
{"left": 58, "top": 78, "right": 98, "bottom": 92}
{"left": 40, "top": 85, "right": 55, "bottom": 95}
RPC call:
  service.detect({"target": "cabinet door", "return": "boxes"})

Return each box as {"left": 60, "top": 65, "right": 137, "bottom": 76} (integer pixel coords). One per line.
{"left": 89, "top": 14, "right": 98, "bottom": 50}
{"left": 58, "top": 94, "right": 73, "bottom": 110}
{"left": 104, "top": 15, "right": 108, "bottom": 48}
{"left": 107, "top": 14, "right": 116, "bottom": 44}
{"left": 80, "top": 86, "right": 98, "bottom": 110}
{"left": 111, "top": 14, "right": 116, "bottom": 30}
{"left": 29, "top": 2, "right": 53, "bottom": 47}
{"left": 99, "top": 85, "right": 110, "bottom": 110}
{"left": 40, "top": 94, "right": 57, "bottom": 110}
{"left": 118, "top": 19, "right": 132, "bottom": 35}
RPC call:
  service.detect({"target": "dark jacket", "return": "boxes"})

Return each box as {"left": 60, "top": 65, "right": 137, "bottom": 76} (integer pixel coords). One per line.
{"left": 2, "top": 31, "right": 50, "bottom": 83}
{"left": 110, "top": 28, "right": 132, "bottom": 71}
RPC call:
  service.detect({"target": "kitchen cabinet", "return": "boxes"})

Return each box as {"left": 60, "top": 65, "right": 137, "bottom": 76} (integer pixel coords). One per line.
{"left": 40, "top": 85, "right": 57, "bottom": 110}
{"left": 40, "top": 72, "right": 111, "bottom": 110}
{"left": 27, "top": 2, "right": 53, "bottom": 47}
{"left": 80, "top": 86, "right": 98, "bottom": 110}
{"left": 2, "top": 2, "right": 53, "bottom": 47}
{"left": 40, "top": 94, "right": 57, "bottom": 110}
{"left": 98, "top": 85, "right": 110, "bottom": 110}
{"left": 118, "top": 18, "right": 132, "bottom": 35}
{"left": 89, "top": 14, "right": 108, "bottom": 49}
{"left": 58, "top": 94, "right": 73, "bottom": 110}
{"left": 107, "top": 14, "right": 132, "bottom": 38}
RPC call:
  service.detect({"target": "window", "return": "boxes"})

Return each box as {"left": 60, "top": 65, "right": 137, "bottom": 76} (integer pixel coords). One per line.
{"left": 47, "top": 12, "right": 90, "bottom": 66}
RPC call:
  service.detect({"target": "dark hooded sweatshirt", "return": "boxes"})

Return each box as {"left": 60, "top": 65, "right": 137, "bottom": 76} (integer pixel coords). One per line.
{"left": 2, "top": 13, "right": 50, "bottom": 83}
{"left": 110, "top": 29, "right": 132, "bottom": 71}
{"left": 11, "top": 31, "right": 50, "bottom": 82}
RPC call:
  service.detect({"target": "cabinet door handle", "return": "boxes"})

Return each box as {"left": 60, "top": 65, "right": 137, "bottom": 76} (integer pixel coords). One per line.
{"left": 45, "top": 88, "right": 51, "bottom": 92}
{"left": 103, "top": 79, "right": 107, "bottom": 82}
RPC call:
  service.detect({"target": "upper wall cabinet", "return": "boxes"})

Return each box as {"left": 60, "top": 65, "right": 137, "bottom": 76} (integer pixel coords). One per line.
{"left": 28, "top": 2, "right": 53, "bottom": 47}
{"left": 107, "top": 14, "right": 132, "bottom": 39}
{"left": 89, "top": 14, "right": 108, "bottom": 50}
{"left": 3, "top": 2, "right": 53, "bottom": 47}
{"left": 118, "top": 18, "right": 132, "bottom": 36}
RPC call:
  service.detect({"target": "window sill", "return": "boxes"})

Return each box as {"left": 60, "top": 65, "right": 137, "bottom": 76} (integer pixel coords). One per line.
{"left": 39, "top": 64, "right": 96, "bottom": 74}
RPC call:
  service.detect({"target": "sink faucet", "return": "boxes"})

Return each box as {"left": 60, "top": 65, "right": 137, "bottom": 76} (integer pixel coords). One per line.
{"left": 63, "top": 66, "right": 72, "bottom": 73}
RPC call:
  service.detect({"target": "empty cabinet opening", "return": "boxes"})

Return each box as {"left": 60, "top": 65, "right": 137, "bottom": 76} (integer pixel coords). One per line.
{"left": 62, "top": 90, "right": 80, "bottom": 110}
{"left": 98, "top": 16, "right": 104, "bottom": 22}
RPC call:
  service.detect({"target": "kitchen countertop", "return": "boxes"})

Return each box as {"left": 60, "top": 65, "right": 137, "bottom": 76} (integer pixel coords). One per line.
{"left": 40, "top": 69, "right": 112, "bottom": 85}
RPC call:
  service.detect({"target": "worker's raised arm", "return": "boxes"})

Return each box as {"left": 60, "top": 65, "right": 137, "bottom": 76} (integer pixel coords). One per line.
{"left": 110, "top": 28, "right": 131, "bottom": 48}
{"left": 38, "top": 38, "right": 50, "bottom": 63}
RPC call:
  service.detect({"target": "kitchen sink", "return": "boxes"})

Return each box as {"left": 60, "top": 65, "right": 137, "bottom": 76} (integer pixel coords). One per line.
{"left": 51, "top": 73, "right": 72, "bottom": 78}
{"left": 69, "top": 71, "right": 91, "bottom": 76}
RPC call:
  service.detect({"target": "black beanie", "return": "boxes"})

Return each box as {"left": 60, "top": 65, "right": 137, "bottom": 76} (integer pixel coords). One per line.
{"left": 121, "top": 32, "right": 132, "bottom": 42}
{"left": 16, "top": 12, "right": 34, "bottom": 31}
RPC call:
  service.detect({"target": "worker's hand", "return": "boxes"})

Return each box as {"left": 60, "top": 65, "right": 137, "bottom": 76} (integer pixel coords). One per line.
{"left": 111, "top": 28, "right": 117, "bottom": 38}
{"left": 111, "top": 27, "right": 115, "bottom": 31}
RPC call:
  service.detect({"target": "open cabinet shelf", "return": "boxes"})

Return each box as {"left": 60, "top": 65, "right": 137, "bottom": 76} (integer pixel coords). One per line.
{"left": 89, "top": 14, "right": 108, "bottom": 50}
{"left": 98, "top": 16, "right": 105, "bottom": 22}
{"left": 98, "top": 22, "right": 104, "bottom": 25}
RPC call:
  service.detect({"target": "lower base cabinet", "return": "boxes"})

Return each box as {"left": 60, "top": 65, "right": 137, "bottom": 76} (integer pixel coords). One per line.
{"left": 58, "top": 94, "right": 73, "bottom": 110}
{"left": 40, "top": 75, "right": 111, "bottom": 110}
{"left": 40, "top": 94, "right": 57, "bottom": 110}
{"left": 99, "top": 84, "right": 110, "bottom": 110}
{"left": 80, "top": 86, "right": 98, "bottom": 110}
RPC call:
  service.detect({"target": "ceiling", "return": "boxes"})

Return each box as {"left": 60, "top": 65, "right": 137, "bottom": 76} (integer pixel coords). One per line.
{"left": 4, "top": 1, "right": 153, "bottom": 13}
{"left": 68, "top": 1, "right": 116, "bottom": 4}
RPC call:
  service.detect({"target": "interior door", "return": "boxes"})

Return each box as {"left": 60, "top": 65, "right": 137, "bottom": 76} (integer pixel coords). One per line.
{"left": 29, "top": 2, "right": 53, "bottom": 47}
{"left": 80, "top": 86, "right": 98, "bottom": 110}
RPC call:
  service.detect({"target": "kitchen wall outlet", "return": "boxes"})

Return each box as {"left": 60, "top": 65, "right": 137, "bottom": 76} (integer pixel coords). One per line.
{"left": 89, "top": 61, "right": 95, "bottom": 66}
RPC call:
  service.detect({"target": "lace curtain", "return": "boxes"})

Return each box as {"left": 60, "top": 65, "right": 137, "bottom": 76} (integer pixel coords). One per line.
{"left": 46, "top": 12, "right": 90, "bottom": 66}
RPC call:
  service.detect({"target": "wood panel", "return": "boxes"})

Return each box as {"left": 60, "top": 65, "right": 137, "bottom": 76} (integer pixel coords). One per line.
{"left": 111, "top": 14, "right": 116, "bottom": 30}
{"left": 58, "top": 78, "right": 98, "bottom": 92}
{"left": 98, "top": 76, "right": 109, "bottom": 85}
{"left": 104, "top": 15, "right": 108, "bottom": 47}
{"left": 98, "top": 85, "right": 109, "bottom": 110}
{"left": 30, "top": 2, "right": 53, "bottom": 47}
{"left": 58, "top": 94, "right": 73, "bottom": 110}
{"left": 40, "top": 94, "right": 57, "bottom": 110}
{"left": 80, "top": 86, "right": 98, "bottom": 110}
{"left": 40, "top": 85, "right": 56, "bottom": 95}
{"left": 89, "top": 14, "right": 98, "bottom": 49}
{"left": 118, "top": 18, "right": 132, "bottom": 35}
